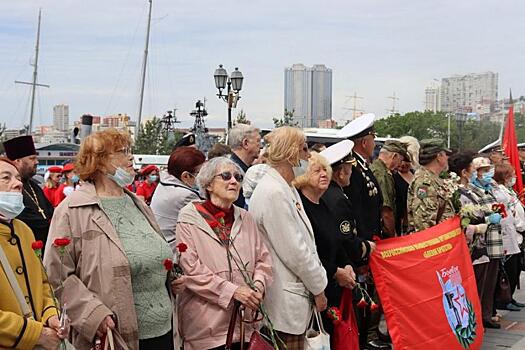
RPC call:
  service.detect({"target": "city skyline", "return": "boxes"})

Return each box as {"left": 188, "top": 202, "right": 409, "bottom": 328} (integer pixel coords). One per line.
{"left": 1, "top": 0, "right": 524, "bottom": 130}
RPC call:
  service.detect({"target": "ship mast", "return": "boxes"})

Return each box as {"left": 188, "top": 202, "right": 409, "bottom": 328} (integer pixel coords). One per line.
{"left": 15, "top": 9, "right": 50, "bottom": 134}
{"left": 136, "top": 0, "right": 153, "bottom": 140}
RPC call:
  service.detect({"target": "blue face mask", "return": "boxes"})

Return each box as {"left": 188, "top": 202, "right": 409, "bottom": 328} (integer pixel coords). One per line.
{"left": 148, "top": 175, "right": 158, "bottom": 183}
{"left": 469, "top": 171, "right": 478, "bottom": 184}
{"left": 481, "top": 168, "right": 494, "bottom": 185}
{"left": 71, "top": 175, "right": 80, "bottom": 184}
{"left": 107, "top": 166, "right": 135, "bottom": 187}
{"left": 0, "top": 192, "right": 25, "bottom": 219}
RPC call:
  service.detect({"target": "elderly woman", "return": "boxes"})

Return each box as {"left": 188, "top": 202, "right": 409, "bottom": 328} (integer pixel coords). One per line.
{"left": 250, "top": 126, "right": 328, "bottom": 350}
{"left": 492, "top": 163, "right": 525, "bottom": 310}
{"left": 175, "top": 157, "right": 272, "bottom": 350}
{"left": 294, "top": 152, "right": 357, "bottom": 340}
{"left": 0, "top": 157, "right": 66, "bottom": 349}
{"left": 44, "top": 129, "right": 179, "bottom": 350}
{"left": 136, "top": 165, "right": 159, "bottom": 205}
{"left": 151, "top": 146, "right": 206, "bottom": 252}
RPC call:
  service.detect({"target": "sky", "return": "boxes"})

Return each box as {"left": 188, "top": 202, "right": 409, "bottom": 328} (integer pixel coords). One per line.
{"left": 0, "top": 0, "right": 524, "bottom": 130}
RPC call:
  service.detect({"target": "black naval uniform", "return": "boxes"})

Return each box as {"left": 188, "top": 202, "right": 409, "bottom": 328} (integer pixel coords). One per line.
{"left": 343, "top": 152, "right": 382, "bottom": 240}
{"left": 18, "top": 179, "right": 54, "bottom": 248}
{"left": 299, "top": 190, "right": 354, "bottom": 337}
{"left": 342, "top": 152, "right": 385, "bottom": 350}
{"left": 322, "top": 181, "right": 371, "bottom": 266}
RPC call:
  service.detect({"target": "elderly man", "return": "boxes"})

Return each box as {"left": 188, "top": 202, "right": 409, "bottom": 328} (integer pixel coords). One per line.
{"left": 227, "top": 123, "right": 261, "bottom": 208}
{"left": 407, "top": 139, "right": 455, "bottom": 232}
{"left": 3, "top": 136, "right": 53, "bottom": 247}
{"left": 370, "top": 140, "right": 410, "bottom": 237}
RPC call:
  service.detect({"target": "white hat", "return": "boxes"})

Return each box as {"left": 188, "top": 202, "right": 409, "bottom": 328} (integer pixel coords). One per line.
{"left": 472, "top": 157, "right": 492, "bottom": 170}
{"left": 320, "top": 140, "right": 355, "bottom": 166}
{"left": 337, "top": 113, "right": 376, "bottom": 139}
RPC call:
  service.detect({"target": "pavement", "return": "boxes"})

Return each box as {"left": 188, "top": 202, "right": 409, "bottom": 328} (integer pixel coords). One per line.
{"left": 481, "top": 274, "right": 525, "bottom": 350}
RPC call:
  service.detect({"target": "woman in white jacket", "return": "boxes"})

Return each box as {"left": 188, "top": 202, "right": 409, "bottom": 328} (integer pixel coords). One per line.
{"left": 493, "top": 163, "right": 525, "bottom": 310}
{"left": 249, "top": 126, "right": 328, "bottom": 350}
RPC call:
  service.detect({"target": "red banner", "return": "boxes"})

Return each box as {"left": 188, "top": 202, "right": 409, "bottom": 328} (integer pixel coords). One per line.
{"left": 369, "top": 217, "right": 484, "bottom": 350}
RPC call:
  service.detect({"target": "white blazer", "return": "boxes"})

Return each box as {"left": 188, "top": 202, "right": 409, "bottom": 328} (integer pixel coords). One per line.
{"left": 249, "top": 167, "right": 327, "bottom": 335}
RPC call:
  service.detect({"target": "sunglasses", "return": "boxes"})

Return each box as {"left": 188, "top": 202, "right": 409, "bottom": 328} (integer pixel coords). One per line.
{"left": 214, "top": 171, "right": 243, "bottom": 182}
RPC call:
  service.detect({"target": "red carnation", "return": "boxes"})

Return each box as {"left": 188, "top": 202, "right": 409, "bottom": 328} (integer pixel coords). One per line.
{"left": 53, "top": 237, "right": 71, "bottom": 247}
{"left": 326, "top": 307, "right": 342, "bottom": 324}
{"left": 177, "top": 243, "right": 188, "bottom": 253}
{"left": 163, "top": 258, "right": 174, "bottom": 271}
{"left": 357, "top": 298, "right": 368, "bottom": 309}
{"left": 372, "top": 235, "right": 381, "bottom": 242}
{"left": 32, "top": 240, "right": 44, "bottom": 251}
{"left": 492, "top": 203, "right": 507, "bottom": 218}
{"left": 209, "top": 221, "right": 220, "bottom": 229}
{"left": 370, "top": 302, "right": 379, "bottom": 312}
{"left": 214, "top": 211, "right": 225, "bottom": 220}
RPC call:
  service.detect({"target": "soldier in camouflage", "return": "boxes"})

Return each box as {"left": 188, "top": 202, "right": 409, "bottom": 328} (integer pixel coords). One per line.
{"left": 407, "top": 139, "right": 455, "bottom": 232}
{"left": 370, "top": 140, "right": 410, "bottom": 237}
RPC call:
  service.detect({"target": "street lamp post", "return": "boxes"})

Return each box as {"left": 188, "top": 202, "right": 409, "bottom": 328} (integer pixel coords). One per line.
{"left": 214, "top": 65, "right": 243, "bottom": 130}
{"left": 456, "top": 111, "right": 467, "bottom": 151}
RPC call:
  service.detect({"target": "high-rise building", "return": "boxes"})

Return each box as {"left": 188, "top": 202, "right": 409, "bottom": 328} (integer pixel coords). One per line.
{"left": 284, "top": 64, "right": 332, "bottom": 128}
{"left": 53, "top": 104, "right": 69, "bottom": 131}
{"left": 424, "top": 83, "right": 441, "bottom": 112}
{"left": 440, "top": 72, "right": 498, "bottom": 113}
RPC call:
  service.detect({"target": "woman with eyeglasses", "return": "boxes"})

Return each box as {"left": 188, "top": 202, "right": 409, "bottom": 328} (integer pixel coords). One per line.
{"left": 174, "top": 156, "right": 272, "bottom": 350}
{"left": 150, "top": 146, "right": 206, "bottom": 253}
{"left": 249, "top": 126, "right": 328, "bottom": 350}
{"left": 44, "top": 129, "right": 183, "bottom": 350}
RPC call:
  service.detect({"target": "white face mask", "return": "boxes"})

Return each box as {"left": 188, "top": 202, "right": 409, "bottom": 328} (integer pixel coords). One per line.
{"left": 0, "top": 192, "right": 25, "bottom": 219}
{"left": 292, "top": 159, "right": 309, "bottom": 178}
{"left": 107, "top": 166, "right": 135, "bottom": 187}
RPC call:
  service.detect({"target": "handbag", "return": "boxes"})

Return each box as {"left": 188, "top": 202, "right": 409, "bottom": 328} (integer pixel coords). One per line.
{"left": 103, "top": 328, "right": 130, "bottom": 350}
{"left": 495, "top": 263, "right": 512, "bottom": 305}
{"left": 331, "top": 289, "right": 359, "bottom": 350}
{"left": 304, "top": 309, "right": 330, "bottom": 350}
{"left": 226, "top": 302, "right": 274, "bottom": 350}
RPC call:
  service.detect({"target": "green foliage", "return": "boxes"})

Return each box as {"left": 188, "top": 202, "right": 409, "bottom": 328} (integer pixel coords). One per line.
{"left": 273, "top": 109, "right": 299, "bottom": 128}
{"left": 234, "top": 109, "right": 251, "bottom": 125}
{"left": 133, "top": 117, "right": 183, "bottom": 155}
{"left": 374, "top": 111, "right": 507, "bottom": 152}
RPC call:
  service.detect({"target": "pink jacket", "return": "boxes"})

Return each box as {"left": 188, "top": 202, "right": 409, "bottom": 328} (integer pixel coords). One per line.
{"left": 175, "top": 202, "right": 272, "bottom": 350}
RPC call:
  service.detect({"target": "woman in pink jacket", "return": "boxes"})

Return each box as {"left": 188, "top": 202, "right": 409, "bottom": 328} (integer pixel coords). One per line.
{"left": 175, "top": 157, "right": 273, "bottom": 350}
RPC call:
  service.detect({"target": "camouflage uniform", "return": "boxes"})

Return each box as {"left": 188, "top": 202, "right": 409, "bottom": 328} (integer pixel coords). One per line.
{"left": 407, "top": 166, "right": 455, "bottom": 232}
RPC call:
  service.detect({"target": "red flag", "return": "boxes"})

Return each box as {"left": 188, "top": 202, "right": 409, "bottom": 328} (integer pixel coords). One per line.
{"left": 369, "top": 217, "right": 484, "bottom": 350}
{"left": 502, "top": 95, "right": 524, "bottom": 196}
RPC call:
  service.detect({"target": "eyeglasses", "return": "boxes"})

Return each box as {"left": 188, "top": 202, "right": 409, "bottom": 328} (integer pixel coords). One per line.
{"left": 113, "top": 147, "right": 132, "bottom": 156}
{"left": 214, "top": 171, "right": 243, "bottom": 182}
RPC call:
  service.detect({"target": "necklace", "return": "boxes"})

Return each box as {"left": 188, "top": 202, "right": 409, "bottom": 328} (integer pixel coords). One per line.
{"left": 23, "top": 183, "right": 47, "bottom": 220}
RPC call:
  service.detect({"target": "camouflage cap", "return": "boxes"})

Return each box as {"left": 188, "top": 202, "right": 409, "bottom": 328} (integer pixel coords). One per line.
{"left": 382, "top": 140, "right": 411, "bottom": 162}
{"left": 419, "top": 138, "right": 452, "bottom": 165}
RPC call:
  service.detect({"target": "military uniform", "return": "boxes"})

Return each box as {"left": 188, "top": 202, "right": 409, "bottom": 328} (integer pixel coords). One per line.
{"left": 407, "top": 165, "right": 455, "bottom": 232}
{"left": 344, "top": 152, "right": 383, "bottom": 240}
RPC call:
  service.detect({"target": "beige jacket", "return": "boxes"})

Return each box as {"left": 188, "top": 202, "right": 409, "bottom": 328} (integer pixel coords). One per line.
{"left": 43, "top": 182, "right": 166, "bottom": 350}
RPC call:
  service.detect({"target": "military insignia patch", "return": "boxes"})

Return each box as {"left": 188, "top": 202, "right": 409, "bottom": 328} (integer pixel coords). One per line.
{"left": 417, "top": 187, "right": 428, "bottom": 199}
{"left": 340, "top": 221, "right": 351, "bottom": 234}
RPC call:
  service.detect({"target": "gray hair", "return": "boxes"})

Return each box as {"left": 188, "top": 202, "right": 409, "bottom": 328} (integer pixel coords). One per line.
{"left": 195, "top": 156, "right": 244, "bottom": 199}
{"left": 227, "top": 124, "right": 259, "bottom": 149}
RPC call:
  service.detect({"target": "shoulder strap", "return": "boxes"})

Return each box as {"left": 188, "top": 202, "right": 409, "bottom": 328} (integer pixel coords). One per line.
{"left": 0, "top": 244, "right": 34, "bottom": 319}
{"left": 226, "top": 302, "right": 241, "bottom": 349}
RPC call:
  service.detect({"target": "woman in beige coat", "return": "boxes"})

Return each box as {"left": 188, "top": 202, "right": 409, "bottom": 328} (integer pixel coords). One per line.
{"left": 44, "top": 129, "right": 182, "bottom": 350}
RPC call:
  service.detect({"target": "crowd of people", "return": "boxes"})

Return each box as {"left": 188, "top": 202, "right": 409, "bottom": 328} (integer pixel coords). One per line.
{"left": 0, "top": 113, "right": 524, "bottom": 350}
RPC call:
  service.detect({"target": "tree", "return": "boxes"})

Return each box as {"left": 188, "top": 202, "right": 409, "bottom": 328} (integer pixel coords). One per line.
{"left": 374, "top": 111, "right": 501, "bottom": 152}
{"left": 233, "top": 109, "right": 251, "bottom": 125}
{"left": 273, "top": 109, "right": 299, "bottom": 128}
{"left": 134, "top": 117, "right": 182, "bottom": 155}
